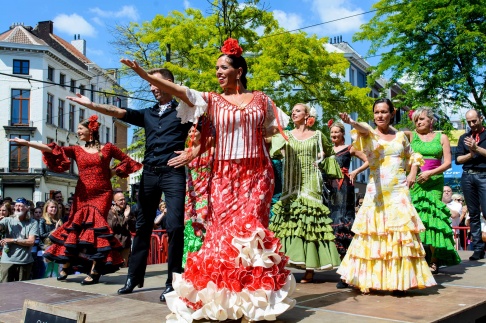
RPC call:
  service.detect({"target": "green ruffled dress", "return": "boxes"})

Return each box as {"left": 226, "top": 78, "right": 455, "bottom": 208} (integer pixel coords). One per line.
{"left": 269, "top": 130, "right": 342, "bottom": 270}
{"left": 410, "top": 132, "right": 461, "bottom": 266}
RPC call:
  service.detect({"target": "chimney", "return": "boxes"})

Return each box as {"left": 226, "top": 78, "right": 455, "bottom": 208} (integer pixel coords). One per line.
{"left": 35, "top": 21, "right": 54, "bottom": 36}
{"left": 71, "top": 36, "right": 87, "bottom": 56}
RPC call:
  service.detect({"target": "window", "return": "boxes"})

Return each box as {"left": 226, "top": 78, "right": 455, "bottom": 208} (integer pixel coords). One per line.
{"left": 70, "top": 79, "right": 76, "bottom": 93}
{"left": 13, "top": 59, "right": 29, "bottom": 75}
{"left": 349, "top": 67, "right": 356, "bottom": 85}
{"left": 47, "top": 93, "right": 54, "bottom": 124}
{"left": 59, "top": 73, "right": 66, "bottom": 88}
{"left": 47, "top": 66, "right": 54, "bottom": 82}
{"left": 79, "top": 84, "right": 85, "bottom": 96}
{"left": 11, "top": 89, "right": 30, "bottom": 125}
{"left": 79, "top": 108, "right": 85, "bottom": 123}
{"left": 58, "top": 99, "right": 65, "bottom": 128}
{"left": 114, "top": 125, "right": 118, "bottom": 143}
{"left": 90, "top": 84, "right": 95, "bottom": 102}
{"left": 99, "top": 88, "right": 103, "bottom": 103}
{"left": 9, "top": 134, "right": 29, "bottom": 172}
{"left": 69, "top": 104, "right": 75, "bottom": 132}
{"left": 106, "top": 127, "right": 110, "bottom": 143}
{"left": 46, "top": 137, "right": 54, "bottom": 144}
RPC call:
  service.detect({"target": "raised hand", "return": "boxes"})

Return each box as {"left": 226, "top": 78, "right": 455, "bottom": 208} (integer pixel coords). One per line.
{"left": 339, "top": 112, "right": 354, "bottom": 125}
{"left": 7, "top": 137, "right": 29, "bottom": 146}
{"left": 120, "top": 59, "right": 149, "bottom": 80}
{"left": 66, "top": 93, "right": 92, "bottom": 106}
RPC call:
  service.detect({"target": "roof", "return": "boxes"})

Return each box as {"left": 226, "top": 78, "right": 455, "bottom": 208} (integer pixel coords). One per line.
{"left": 0, "top": 25, "right": 46, "bottom": 46}
{"left": 50, "top": 34, "right": 91, "bottom": 64}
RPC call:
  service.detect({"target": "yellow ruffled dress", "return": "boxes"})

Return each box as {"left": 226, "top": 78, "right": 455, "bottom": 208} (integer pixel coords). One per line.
{"left": 337, "top": 125, "right": 436, "bottom": 292}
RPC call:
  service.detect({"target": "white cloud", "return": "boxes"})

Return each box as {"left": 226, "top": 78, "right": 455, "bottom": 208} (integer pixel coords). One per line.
{"left": 53, "top": 14, "right": 96, "bottom": 37}
{"left": 92, "top": 17, "right": 104, "bottom": 27}
{"left": 90, "top": 5, "right": 139, "bottom": 21}
{"left": 273, "top": 10, "right": 303, "bottom": 31}
{"left": 311, "top": 0, "right": 365, "bottom": 35}
{"left": 183, "top": 0, "right": 191, "bottom": 9}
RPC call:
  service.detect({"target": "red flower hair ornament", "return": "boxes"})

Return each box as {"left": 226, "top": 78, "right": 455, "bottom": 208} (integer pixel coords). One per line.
{"left": 221, "top": 38, "right": 243, "bottom": 57}
{"left": 327, "top": 119, "right": 334, "bottom": 127}
{"left": 408, "top": 109, "right": 415, "bottom": 121}
{"left": 88, "top": 115, "right": 100, "bottom": 132}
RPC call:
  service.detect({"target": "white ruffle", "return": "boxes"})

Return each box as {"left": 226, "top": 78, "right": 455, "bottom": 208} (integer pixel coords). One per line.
{"left": 166, "top": 275, "right": 296, "bottom": 322}
{"left": 166, "top": 225, "right": 296, "bottom": 322}
{"left": 176, "top": 87, "right": 207, "bottom": 124}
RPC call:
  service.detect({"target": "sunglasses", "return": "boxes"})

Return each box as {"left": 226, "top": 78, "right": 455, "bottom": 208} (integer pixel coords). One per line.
{"left": 454, "top": 199, "right": 464, "bottom": 202}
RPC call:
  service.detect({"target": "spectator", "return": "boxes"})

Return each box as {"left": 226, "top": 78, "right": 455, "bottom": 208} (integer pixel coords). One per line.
{"left": 0, "top": 202, "right": 13, "bottom": 219}
{"left": 53, "top": 191, "right": 63, "bottom": 204}
{"left": 456, "top": 109, "right": 486, "bottom": 260}
{"left": 31, "top": 207, "right": 45, "bottom": 279}
{"left": 63, "top": 203, "right": 72, "bottom": 221}
{"left": 67, "top": 196, "right": 74, "bottom": 205}
{"left": 442, "top": 186, "right": 462, "bottom": 228}
{"left": 107, "top": 191, "right": 136, "bottom": 267}
{"left": 355, "top": 194, "right": 365, "bottom": 214}
{"left": 154, "top": 201, "right": 167, "bottom": 230}
{"left": 0, "top": 198, "right": 39, "bottom": 282}
{"left": 39, "top": 200, "right": 62, "bottom": 278}
{"left": 3, "top": 198, "right": 14, "bottom": 214}
{"left": 35, "top": 201, "right": 45, "bottom": 210}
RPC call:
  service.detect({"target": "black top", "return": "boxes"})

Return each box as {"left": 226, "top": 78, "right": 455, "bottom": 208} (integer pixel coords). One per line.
{"left": 121, "top": 100, "right": 193, "bottom": 166}
{"left": 455, "top": 129, "right": 486, "bottom": 170}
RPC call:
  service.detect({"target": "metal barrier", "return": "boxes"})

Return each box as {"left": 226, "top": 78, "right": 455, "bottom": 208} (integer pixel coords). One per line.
{"left": 452, "top": 226, "right": 469, "bottom": 251}
{"left": 130, "top": 230, "right": 169, "bottom": 264}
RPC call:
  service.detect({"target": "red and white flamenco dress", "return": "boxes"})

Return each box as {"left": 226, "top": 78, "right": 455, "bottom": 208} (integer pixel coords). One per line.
{"left": 42, "top": 142, "right": 142, "bottom": 274}
{"left": 165, "top": 89, "right": 295, "bottom": 322}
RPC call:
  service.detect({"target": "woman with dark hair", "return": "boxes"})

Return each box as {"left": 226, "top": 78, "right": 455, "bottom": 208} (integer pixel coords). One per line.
{"left": 8, "top": 116, "right": 142, "bottom": 285}
{"left": 336, "top": 99, "right": 436, "bottom": 294}
{"left": 122, "top": 38, "right": 294, "bottom": 322}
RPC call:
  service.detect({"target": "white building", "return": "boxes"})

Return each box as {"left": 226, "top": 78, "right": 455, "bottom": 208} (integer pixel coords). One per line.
{"left": 0, "top": 21, "right": 129, "bottom": 203}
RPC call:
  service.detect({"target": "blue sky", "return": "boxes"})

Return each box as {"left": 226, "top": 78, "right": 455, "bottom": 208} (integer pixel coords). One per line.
{"left": 1, "top": 0, "right": 379, "bottom": 70}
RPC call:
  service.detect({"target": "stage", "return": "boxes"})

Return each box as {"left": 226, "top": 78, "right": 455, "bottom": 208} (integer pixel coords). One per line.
{"left": 0, "top": 250, "right": 485, "bottom": 322}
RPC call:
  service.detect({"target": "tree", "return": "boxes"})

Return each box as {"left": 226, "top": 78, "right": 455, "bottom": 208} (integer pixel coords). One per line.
{"left": 354, "top": 0, "right": 486, "bottom": 114}
{"left": 111, "top": 0, "right": 373, "bottom": 153}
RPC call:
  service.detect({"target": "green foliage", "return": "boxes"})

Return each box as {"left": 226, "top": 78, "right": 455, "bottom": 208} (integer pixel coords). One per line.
{"left": 110, "top": 0, "right": 374, "bottom": 153}
{"left": 354, "top": 0, "right": 486, "bottom": 115}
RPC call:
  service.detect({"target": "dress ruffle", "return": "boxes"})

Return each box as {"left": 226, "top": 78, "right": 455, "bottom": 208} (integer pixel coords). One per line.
{"left": 410, "top": 176, "right": 461, "bottom": 266}
{"left": 176, "top": 87, "right": 208, "bottom": 124}
{"left": 44, "top": 204, "right": 124, "bottom": 274}
{"left": 114, "top": 157, "right": 142, "bottom": 178}
{"left": 166, "top": 216, "right": 296, "bottom": 322}
{"left": 42, "top": 142, "right": 71, "bottom": 172}
{"left": 270, "top": 196, "right": 341, "bottom": 270}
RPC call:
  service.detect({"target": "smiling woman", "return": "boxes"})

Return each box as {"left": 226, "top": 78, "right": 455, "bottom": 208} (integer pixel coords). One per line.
{"left": 337, "top": 99, "right": 436, "bottom": 294}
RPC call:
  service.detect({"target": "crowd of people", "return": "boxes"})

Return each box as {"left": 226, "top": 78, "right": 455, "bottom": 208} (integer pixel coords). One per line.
{"left": 0, "top": 38, "right": 484, "bottom": 322}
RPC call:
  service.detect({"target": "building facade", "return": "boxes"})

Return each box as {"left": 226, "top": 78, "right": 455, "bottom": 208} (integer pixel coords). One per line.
{"left": 0, "top": 21, "right": 129, "bottom": 203}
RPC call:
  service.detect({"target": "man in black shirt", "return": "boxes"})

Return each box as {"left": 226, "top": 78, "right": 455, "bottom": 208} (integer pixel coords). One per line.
{"left": 67, "top": 68, "right": 192, "bottom": 301}
{"left": 456, "top": 109, "right": 486, "bottom": 260}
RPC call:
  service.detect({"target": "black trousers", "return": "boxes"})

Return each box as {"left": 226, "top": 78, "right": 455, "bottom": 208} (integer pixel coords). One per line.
{"left": 461, "top": 172, "right": 486, "bottom": 253}
{"left": 128, "top": 167, "right": 186, "bottom": 287}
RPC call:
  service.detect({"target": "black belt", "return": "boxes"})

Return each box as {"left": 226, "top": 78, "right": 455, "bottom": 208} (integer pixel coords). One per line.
{"left": 464, "top": 169, "right": 486, "bottom": 174}
{"left": 144, "top": 165, "right": 172, "bottom": 173}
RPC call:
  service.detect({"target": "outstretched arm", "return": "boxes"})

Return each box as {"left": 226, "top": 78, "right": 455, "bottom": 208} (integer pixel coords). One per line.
{"left": 66, "top": 94, "right": 126, "bottom": 119}
{"left": 339, "top": 112, "right": 370, "bottom": 135}
{"left": 120, "top": 59, "right": 194, "bottom": 107}
{"left": 8, "top": 138, "right": 52, "bottom": 152}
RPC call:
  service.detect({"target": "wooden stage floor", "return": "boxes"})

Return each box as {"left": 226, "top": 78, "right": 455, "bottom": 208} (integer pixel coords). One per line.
{"left": 1, "top": 250, "right": 485, "bottom": 323}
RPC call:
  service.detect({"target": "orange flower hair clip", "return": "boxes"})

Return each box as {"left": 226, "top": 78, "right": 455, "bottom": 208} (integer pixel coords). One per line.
{"left": 88, "top": 115, "right": 100, "bottom": 132}
{"left": 221, "top": 38, "right": 243, "bottom": 57}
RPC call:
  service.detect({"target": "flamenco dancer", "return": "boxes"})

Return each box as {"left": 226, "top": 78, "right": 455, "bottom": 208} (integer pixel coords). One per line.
{"left": 409, "top": 107, "right": 460, "bottom": 273}
{"left": 182, "top": 122, "right": 213, "bottom": 267}
{"left": 122, "top": 38, "right": 295, "bottom": 321}
{"left": 337, "top": 99, "right": 436, "bottom": 294}
{"left": 269, "top": 103, "right": 342, "bottom": 283}
{"left": 9, "top": 116, "right": 142, "bottom": 285}
{"left": 328, "top": 121, "right": 368, "bottom": 288}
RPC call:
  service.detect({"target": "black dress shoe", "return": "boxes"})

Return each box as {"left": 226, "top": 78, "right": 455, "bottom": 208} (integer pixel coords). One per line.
{"left": 57, "top": 267, "right": 72, "bottom": 281}
{"left": 117, "top": 277, "right": 144, "bottom": 294}
{"left": 160, "top": 286, "right": 175, "bottom": 302}
{"left": 81, "top": 273, "right": 100, "bottom": 285}
{"left": 469, "top": 251, "right": 485, "bottom": 261}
